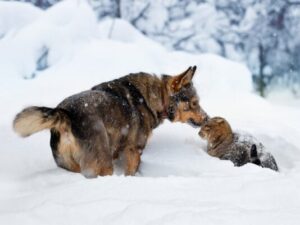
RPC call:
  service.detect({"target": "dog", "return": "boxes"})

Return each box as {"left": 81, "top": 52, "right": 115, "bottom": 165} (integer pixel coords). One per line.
{"left": 199, "top": 117, "right": 278, "bottom": 171}
{"left": 13, "top": 66, "right": 208, "bottom": 178}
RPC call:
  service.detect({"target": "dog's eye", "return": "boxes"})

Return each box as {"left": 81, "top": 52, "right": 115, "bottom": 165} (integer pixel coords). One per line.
{"left": 190, "top": 100, "right": 198, "bottom": 109}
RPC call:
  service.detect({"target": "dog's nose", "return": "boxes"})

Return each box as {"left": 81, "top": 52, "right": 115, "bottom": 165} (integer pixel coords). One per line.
{"left": 198, "top": 130, "right": 204, "bottom": 138}
{"left": 202, "top": 113, "right": 209, "bottom": 123}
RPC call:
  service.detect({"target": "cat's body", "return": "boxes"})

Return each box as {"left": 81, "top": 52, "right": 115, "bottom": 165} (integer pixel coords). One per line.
{"left": 199, "top": 117, "right": 278, "bottom": 171}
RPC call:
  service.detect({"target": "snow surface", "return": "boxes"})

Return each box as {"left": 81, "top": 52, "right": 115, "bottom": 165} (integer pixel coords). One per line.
{"left": 0, "top": 1, "right": 300, "bottom": 224}
{"left": 0, "top": 1, "right": 42, "bottom": 39}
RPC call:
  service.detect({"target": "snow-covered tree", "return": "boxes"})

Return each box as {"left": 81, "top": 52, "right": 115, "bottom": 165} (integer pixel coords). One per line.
{"left": 89, "top": 0, "right": 300, "bottom": 96}
{"left": 7, "top": 0, "right": 300, "bottom": 96}
{"left": 8, "top": 0, "right": 61, "bottom": 9}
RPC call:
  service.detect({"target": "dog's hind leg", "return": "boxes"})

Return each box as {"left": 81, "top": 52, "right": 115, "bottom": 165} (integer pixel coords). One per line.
{"left": 124, "top": 146, "right": 141, "bottom": 176}
{"left": 80, "top": 149, "right": 113, "bottom": 178}
{"left": 79, "top": 131, "right": 113, "bottom": 178}
{"left": 50, "top": 128, "right": 81, "bottom": 173}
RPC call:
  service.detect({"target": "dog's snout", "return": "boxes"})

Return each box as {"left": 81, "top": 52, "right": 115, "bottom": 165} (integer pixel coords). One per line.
{"left": 199, "top": 110, "right": 209, "bottom": 124}
{"left": 203, "top": 114, "right": 209, "bottom": 123}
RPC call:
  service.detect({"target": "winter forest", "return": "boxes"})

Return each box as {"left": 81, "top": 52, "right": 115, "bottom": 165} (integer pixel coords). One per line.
{"left": 9, "top": 0, "right": 300, "bottom": 97}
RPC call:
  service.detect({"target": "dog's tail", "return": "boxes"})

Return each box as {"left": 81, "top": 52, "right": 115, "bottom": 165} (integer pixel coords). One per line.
{"left": 13, "top": 106, "right": 70, "bottom": 137}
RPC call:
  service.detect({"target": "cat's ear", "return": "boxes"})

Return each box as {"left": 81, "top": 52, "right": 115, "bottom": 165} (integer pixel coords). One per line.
{"left": 215, "top": 117, "right": 225, "bottom": 124}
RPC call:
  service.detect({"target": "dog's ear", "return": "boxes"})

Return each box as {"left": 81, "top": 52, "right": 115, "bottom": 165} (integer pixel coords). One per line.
{"left": 170, "top": 66, "right": 197, "bottom": 92}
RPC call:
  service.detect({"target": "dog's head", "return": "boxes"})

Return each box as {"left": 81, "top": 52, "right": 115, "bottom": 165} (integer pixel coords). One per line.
{"left": 199, "top": 117, "right": 232, "bottom": 143}
{"left": 163, "top": 66, "right": 208, "bottom": 127}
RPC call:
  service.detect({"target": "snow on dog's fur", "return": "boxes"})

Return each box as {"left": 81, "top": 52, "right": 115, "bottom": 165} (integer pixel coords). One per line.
{"left": 13, "top": 66, "right": 208, "bottom": 178}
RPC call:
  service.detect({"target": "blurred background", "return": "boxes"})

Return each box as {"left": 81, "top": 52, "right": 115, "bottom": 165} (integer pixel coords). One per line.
{"left": 3, "top": 0, "right": 300, "bottom": 98}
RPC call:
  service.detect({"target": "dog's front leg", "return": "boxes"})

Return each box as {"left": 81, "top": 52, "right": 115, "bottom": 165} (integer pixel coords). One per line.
{"left": 124, "top": 146, "right": 141, "bottom": 176}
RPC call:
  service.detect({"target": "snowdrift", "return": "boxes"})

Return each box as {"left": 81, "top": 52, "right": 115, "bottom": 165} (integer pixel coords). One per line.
{"left": 0, "top": 1, "right": 299, "bottom": 225}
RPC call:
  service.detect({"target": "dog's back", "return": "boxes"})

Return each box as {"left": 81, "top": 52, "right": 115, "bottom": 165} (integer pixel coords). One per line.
{"left": 92, "top": 73, "right": 164, "bottom": 130}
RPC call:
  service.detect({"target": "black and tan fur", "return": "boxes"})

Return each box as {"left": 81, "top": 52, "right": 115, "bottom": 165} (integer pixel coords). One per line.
{"left": 13, "top": 66, "right": 208, "bottom": 178}
{"left": 199, "top": 117, "right": 278, "bottom": 171}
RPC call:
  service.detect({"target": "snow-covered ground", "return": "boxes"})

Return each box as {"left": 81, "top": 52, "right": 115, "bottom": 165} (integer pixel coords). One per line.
{"left": 0, "top": 1, "right": 300, "bottom": 224}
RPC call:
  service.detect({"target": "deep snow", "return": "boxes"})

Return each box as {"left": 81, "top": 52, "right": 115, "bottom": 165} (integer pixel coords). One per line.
{"left": 0, "top": 1, "right": 300, "bottom": 225}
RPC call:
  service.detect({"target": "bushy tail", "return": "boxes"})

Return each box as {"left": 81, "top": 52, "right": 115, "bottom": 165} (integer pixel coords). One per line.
{"left": 13, "top": 106, "right": 69, "bottom": 137}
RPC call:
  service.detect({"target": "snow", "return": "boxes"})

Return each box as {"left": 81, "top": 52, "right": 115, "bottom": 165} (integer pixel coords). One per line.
{"left": 0, "top": 1, "right": 42, "bottom": 39}
{"left": 0, "top": 1, "right": 300, "bottom": 224}
{"left": 0, "top": 0, "right": 97, "bottom": 79}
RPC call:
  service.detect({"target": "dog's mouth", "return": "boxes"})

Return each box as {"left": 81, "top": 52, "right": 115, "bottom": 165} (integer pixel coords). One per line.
{"left": 188, "top": 119, "right": 202, "bottom": 128}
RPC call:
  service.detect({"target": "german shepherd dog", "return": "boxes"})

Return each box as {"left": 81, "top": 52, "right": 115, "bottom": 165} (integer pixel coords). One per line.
{"left": 13, "top": 66, "right": 208, "bottom": 178}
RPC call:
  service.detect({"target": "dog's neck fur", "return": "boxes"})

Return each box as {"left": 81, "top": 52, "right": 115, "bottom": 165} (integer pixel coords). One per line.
{"left": 160, "top": 75, "right": 172, "bottom": 120}
{"left": 125, "top": 74, "right": 171, "bottom": 126}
